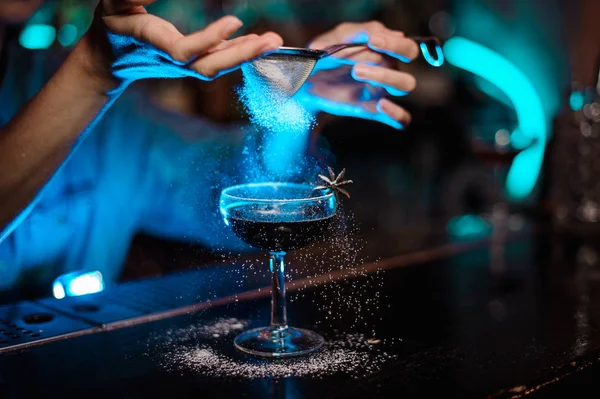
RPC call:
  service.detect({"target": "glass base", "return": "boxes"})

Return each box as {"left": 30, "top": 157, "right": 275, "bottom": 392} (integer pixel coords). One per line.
{"left": 234, "top": 326, "right": 324, "bottom": 358}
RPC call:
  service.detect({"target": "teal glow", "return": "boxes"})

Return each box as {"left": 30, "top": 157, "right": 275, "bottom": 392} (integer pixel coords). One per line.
{"left": 28, "top": 3, "right": 54, "bottom": 24}
{"left": 510, "top": 128, "right": 534, "bottom": 150}
{"left": 443, "top": 37, "right": 546, "bottom": 200}
{"left": 52, "top": 271, "right": 104, "bottom": 298}
{"left": 473, "top": 76, "right": 513, "bottom": 108}
{"left": 447, "top": 214, "right": 492, "bottom": 239}
{"left": 569, "top": 91, "right": 584, "bottom": 111}
{"left": 19, "top": 24, "right": 56, "bottom": 50}
{"left": 52, "top": 282, "right": 65, "bottom": 300}
{"left": 420, "top": 41, "right": 444, "bottom": 67}
{"left": 69, "top": 271, "right": 104, "bottom": 296}
{"left": 239, "top": 63, "right": 314, "bottom": 180}
{"left": 58, "top": 24, "right": 78, "bottom": 47}
{"left": 453, "top": 1, "right": 562, "bottom": 128}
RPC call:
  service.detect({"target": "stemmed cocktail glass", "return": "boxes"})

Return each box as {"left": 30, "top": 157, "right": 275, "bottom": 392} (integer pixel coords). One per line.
{"left": 219, "top": 182, "right": 337, "bottom": 357}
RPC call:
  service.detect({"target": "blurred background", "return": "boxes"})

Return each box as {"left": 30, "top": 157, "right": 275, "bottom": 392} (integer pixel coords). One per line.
{"left": 8, "top": 0, "right": 600, "bottom": 287}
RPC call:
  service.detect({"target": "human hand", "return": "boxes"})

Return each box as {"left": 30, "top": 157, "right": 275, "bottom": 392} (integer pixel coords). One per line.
{"left": 297, "top": 21, "right": 418, "bottom": 129}
{"left": 81, "top": 0, "right": 283, "bottom": 89}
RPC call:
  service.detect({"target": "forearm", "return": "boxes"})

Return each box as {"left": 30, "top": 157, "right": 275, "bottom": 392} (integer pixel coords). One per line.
{"left": 0, "top": 32, "right": 119, "bottom": 231}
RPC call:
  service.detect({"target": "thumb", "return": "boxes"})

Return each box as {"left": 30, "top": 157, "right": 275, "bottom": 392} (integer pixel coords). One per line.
{"left": 102, "top": 0, "right": 158, "bottom": 16}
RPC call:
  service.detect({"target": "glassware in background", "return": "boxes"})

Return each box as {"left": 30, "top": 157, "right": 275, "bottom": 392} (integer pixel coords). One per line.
{"left": 469, "top": 127, "right": 533, "bottom": 278}
{"left": 219, "top": 183, "right": 337, "bottom": 358}
{"left": 552, "top": 84, "right": 600, "bottom": 229}
{"left": 549, "top": 72, "right": 600, "bottom": 347}
{"left": 551, "top": 82, "right": 600, "bottom": 264}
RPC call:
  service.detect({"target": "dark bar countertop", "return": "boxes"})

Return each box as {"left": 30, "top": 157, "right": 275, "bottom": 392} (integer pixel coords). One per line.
{"left": 0, "top": 224, "right": 600, "bottom": 398}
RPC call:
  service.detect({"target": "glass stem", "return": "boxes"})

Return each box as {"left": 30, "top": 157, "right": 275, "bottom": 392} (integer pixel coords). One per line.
{"left": 269, "top": 251, "right": 288, "bottom": 330}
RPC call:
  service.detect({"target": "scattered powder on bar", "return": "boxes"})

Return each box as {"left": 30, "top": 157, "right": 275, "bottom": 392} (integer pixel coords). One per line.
{"left": 150, "top": 318, "right": 250, "bottom": 344}
{"left": 152, "top": 320, "right": 395, "bottom": 379}
{"left": 167, "top": 345, "right": 389, "bottom": 379}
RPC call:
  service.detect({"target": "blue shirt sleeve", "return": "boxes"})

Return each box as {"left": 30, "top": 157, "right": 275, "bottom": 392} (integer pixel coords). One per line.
{"left": 126, "top": 93, "right": 335, "bottom": 252}
{"left": 126, "top": 97, "right": 253, "bottom": 251}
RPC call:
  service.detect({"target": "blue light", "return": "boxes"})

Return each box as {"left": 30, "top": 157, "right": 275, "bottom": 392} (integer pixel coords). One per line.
{"left": 447, "top": 214, "right": 492, "bottom": 239}
{"left": 419, "top": 41, "right": 444, "bottom": 67}
{"left": 510, "top": 128, "right": 534, "bottom": 150}
{"left": 453, "top": 1, "right": 561, "bottom": 125}
{"left": 69, "top": 272, "right": 104, "bottom": 296}
{"left": 19, "top": 24, "right": 56, "bottom": 50}
{"left": 569, "top": 91, "right": 584, "bottom": 111}
{"left": 27, "top": 3, "right": 54, "bottom": 25}
{"left": 443, "top": 37, "right": 546, "bottom": 200}
{"left": 239, "top": 63, "right": 315, "bottom": 179}
{"left": 473, "top": 76, "right": 513, "bottom": 108}
{"left": 52, "top": 271, "right": 104, "bottom": 299}
{"left": 58, "top": 24, "right": 79, "bottom": 47}
{"left": 52, "top": 282, "right": 66, "bottom": 300}
{"left": 297, "top": 82, "right": 404, "bottom": 130}
{"left": 327, "top": 195, "right": 336, "bottom": 211}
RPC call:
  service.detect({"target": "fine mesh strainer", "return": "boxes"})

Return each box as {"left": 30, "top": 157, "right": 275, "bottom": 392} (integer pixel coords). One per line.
{"left": 247, "top": 36, "right": 443, "bottom": 101}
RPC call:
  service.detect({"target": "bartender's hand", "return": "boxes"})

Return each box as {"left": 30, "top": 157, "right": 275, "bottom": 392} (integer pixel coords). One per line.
{"left": 297, "top": 21, "right": 419, "bottom": 129}
{"left": 84, "top": 0, "right": 282, "bottom": 87}
{"left": 0, "top": 1, "right": 282, "bottom": 236}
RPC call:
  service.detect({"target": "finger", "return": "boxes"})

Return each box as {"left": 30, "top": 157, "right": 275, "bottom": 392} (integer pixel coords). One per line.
{"left": 330, "top": 47, "right": 385, "bottom": 65}
{"left": 103, "top": 0, "right": 157, "bottom": 16}
{"left": 310, "top": 21, "right": 387, "bottom": 49}
{"left": 352, "top": 64, "right": 416, "bottom": 96}
{"left": 103, "top": 13, "right": 184, "bottom": 52}
{"left": 190, "top": 32, "right": 283, "bottom": 79}
{"left": 377, "top": 98, "right": 411, "bottom": 128}
{"left": 308, "top": 34, "right": 339, "bottom": 50}
{"left": 207, "top": 34, "right": 259, "bottom": 54}
{"left": 368, "top": 32, "right": 419, "bottom": 62}
{"left": 103, "top": 14, "right": 244, "bottom": 63}
{"left": 387, "top": 30, "right": 406, "bottom": 38}
{"left": 335, "top": 20, "right": 388, "bottom": 40}
{"left": 312, "top": 20, "right": 407, "bottom": 49}
{"left": 172, "top": 16, "right": 243, "bottom": 62}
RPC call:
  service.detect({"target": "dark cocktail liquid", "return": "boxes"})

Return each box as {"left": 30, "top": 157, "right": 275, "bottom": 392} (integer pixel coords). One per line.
{"left": 226, "top": 205, "right": 334, "bottom": 251}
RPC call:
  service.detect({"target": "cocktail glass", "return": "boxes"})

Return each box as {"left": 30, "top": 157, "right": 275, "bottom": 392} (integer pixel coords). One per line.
{"left": 219, "top": 182, "right": 337, "bottom": 357}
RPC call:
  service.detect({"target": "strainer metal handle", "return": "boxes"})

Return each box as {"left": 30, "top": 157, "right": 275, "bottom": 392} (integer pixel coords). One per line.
{"left": 246, "top": 36, "right": 443, "bottom": 101}
{"left": 273, "top": 37, "right": 443, "bottom": 67}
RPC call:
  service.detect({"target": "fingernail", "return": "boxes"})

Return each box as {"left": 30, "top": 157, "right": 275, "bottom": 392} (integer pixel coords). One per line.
{"left": 370, "top": 34, "right": 385, "bottom": 49}
{"left": 261, "top": 40, "right": 281, "bottom": 52}
{"left": 225, "top": 18, "right": 243, "bottom": 34}
{"left": 353, "top": 64, "right": 371, "bottom": 79}
{"left": 379, "top": 98, "right": 395, "bottom": 112}
{"left": 379, "top": 98, "right": 411, "bottom": 125}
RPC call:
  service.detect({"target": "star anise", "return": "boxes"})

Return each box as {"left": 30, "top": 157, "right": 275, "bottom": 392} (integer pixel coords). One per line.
{"left": 313, "top": 167, "right": 353, "bottom": 199}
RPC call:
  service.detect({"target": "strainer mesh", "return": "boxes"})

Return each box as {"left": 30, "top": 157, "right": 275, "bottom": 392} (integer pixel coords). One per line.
{"left": 246, "top": 53, "right": 317, "bottom": 100}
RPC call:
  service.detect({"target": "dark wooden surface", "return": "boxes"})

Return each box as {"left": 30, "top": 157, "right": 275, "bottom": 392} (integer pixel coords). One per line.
{"left": 1, "top": 228, "right": 600, "bottom": 398}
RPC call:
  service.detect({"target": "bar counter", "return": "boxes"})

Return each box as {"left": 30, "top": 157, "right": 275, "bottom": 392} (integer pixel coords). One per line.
{"left": 0, "top": 225, "right": 599, "bottom": 398}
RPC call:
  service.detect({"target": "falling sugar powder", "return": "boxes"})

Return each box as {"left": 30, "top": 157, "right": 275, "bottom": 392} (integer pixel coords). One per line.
{"left": 237, "top": 63, "right": 316, "bottom": 180}
{"left": 238, "top": 63, "right": 315, "bottom": 134}
{"left": 286, "top": 209, "right": 385, "bottom": 334}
